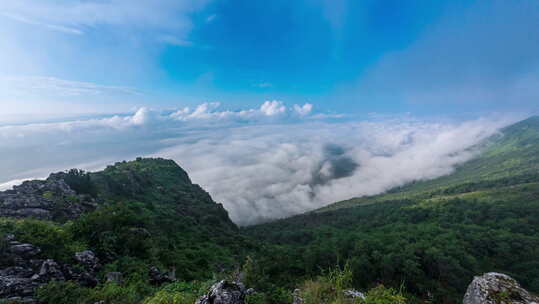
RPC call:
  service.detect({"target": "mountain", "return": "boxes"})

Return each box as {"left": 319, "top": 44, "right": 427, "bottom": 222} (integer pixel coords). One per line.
{"left": 1, "top": 117, "right": 539, "bottom": 304}
{"left": 244, "top": 116, "right": 539, "bottom": 303}
{"left": 316, "top": 115, "right": 539, "bottom": 212}
{"left": 0, "top": 158, "right": 251, "bottom": 303}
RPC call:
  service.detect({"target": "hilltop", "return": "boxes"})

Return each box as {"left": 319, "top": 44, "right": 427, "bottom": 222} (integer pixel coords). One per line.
{"left": 0, "top": 158, "right": 251, "bottom": 303}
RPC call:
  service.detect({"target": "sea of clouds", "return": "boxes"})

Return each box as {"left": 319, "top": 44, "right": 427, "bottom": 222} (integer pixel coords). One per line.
{"left": 0, "top": 102, "right": 517, "bottom": 225}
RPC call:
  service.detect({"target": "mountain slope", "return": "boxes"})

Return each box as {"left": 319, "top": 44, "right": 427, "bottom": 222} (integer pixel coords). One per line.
{"left": 319, "top": 115, "right": 539, "bottom": 211}
{"left": 245, "top": 116, "right": 539, "bottom": 303}
{"left": 0, "top": 158, "right": 251, "bottom": 303}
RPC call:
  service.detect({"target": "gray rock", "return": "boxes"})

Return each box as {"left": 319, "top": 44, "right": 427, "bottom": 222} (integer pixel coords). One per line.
{"left": 0, "top": 175, "right": 97, "bottom": 222}
{"left": 37, "top": 259, "right": 65, "bottom": 282}
{"left": 0, "top": 276, "right": 39, "bottom": 297}
{"left": 3, "top": 234, "right": 16, "bottom": 242}
{"left": 75, "top": 250, "right": 100, "bottom": 271}
{"left": 463, "top": 272, "right": 539, "bottom": 304}
{"left": 292, "top": 289, "right": 303, "bottom": 304}
{"left": 0, "top": 236, "right": 95, "bottom": 303}
{"left": 149, "top": 266, "right": 175, "bottom": 285}
{"left": 196, "top": 280, "right": 248, "bottom": 304}
{"left": 8, "top": 243, "right": 41, "bottom": 258}
{"left": 105, "top": 272, "right": 124, "bottom": 284}
{"left": 343, "top": 289, "right": 366, "bottom": 300}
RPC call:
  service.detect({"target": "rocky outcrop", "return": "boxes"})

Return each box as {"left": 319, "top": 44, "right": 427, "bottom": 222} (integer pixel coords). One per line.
{"left": 149, "top": 266, "right": 176, "bottom": 285}
{"left": 292, "top": 289, "right": 303, "bottom": 304}
{"left": 196, "top": 280, "right": 253, "bottom": 304}
{"left": 0, "top": 234, "right": 100, "bottom": 303}
{"left": 105, "top": 272, "right": 123, "bottom": 285}
{"left": 343, "top": 289, "right": 366, "bottom": 300}
{"left": 0, "top": 175, "right": 97, "bottom": 222}
{"left": 463, "top": 272, "right": 539, "bottom": 304}
{"left": 75, "top": 250, "right": 100, "bottom": 272}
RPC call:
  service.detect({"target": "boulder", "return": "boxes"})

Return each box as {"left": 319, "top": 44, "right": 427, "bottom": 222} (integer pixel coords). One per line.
{"left": 149, "top": 266, "right": 176, "bottom": 285}
{"left": 37, "top": 259, "right": 65, "bottom": 282}
{"left": 196, "top": 280, "right": 248, "bottom": 304}
{"left": 0, "top": 175, "right": 97, "bottom": 222}
{"left": 0, "top": 236, "right": 100, "bottom": 302}
{"left": 463, "top": 272, "right": 539, "bottom": 304}
{"left": 292, "top": 289, "right": 303, "bottom": 304}
{"left": 105, "top": 272, "right": 124, "bottom": 285}
{"left": 343, "top": 289, "right": 366, "bottom": 300}
{"left": 8, "top": 243, "right": 41, "bottom": 258}
{"left": 75, "top": 250, "right": 100, "bottom": 271}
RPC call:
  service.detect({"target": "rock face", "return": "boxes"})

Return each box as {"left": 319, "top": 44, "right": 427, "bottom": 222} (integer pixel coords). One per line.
{"left": 343, "top": 289, "right": 366, "bottom": 300}
{"left": 196, "top": 280, "right": 250, "bottom": 304}
{"left": 463, "top": 272, "right": 539, "bottom": 304}
{"left": 149, "top": 266, "right": 176, "bottom": 285}
{"left": 0, "top": 235, "right": 100, "bottom": 303}
{"left": 0, "top": 175, "right": 97, "bottom": 222}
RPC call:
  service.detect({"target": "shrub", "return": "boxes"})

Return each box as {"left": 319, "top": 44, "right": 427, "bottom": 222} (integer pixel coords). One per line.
{"left": 361, "top": 285, "right": 407, "bottom": 304}
{"left": 37, "top": 281, "right": 93, "bottom": 304}
{"left": 142, "top": 281, "right": 212, "bottom": 304}
{"left": 1, "top": 218, "right": 85, "bottom": 263}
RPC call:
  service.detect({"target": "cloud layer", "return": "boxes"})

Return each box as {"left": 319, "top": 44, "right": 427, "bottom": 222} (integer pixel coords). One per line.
{"left": 0, "top": 103, "right": 516, "bottom": 225}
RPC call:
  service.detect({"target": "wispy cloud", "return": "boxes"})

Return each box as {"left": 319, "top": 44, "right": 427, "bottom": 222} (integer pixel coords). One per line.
{"left": 0, "top": 76, "right": 142, "bottom": 97}
{"left": 0, "top": 0, "right": 212, "bottom": 34}
{"left": 158, "top": 35, "right": 194, "bottom": 47}
{"left": 0, "top": 12, "right": 83, "bottom": 35}
{"left": 206, "top": 14, "right": 216, "bottom": 23}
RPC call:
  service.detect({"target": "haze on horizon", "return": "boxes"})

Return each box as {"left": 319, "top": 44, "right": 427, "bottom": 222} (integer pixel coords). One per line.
{"left": 0, "top": 0, "right": 538, "bottom": 224}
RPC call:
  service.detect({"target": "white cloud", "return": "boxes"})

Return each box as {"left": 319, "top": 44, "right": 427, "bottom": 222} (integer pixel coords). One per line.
{"left": 294, "top": 103, "right": 313, "bottom": 116}
{"left": 260, "top": 100, "right": 286, "bottom": 116}
{"left": 0, "top": 0, "right": 211, "bottom": 34}
{"left": 0, "top": 105, "right": 517, "bottom": 225}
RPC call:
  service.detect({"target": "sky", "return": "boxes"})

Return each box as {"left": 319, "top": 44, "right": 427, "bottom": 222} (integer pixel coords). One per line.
{"left": 0, "top": 0, "right": 538, "bottom": 119}
{"left": 0, "top": 1, "right": 538, "bottom": 224}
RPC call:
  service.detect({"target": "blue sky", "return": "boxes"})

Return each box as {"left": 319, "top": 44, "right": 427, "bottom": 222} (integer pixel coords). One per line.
{"left": 1, "top": 0, "right": 538, "bottom": 120}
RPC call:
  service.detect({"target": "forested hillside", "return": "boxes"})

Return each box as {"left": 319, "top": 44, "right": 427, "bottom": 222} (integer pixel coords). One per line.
{"left": 244, "top": 116, "right": 539, "bottom": 303}
{"left": 0, "top": 158, "right": 254, "bottom": 303}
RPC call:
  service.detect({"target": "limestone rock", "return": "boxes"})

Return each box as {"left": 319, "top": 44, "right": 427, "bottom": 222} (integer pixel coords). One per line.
{"left": 106, "top": 272, "right": 124, "bottom": 284}
{"left": 37, "top": 259, "right": 65, "bottom": 282}
{"left": 292, "top": 289, "right": 303, "bottom": 304}
{"left": 0, "top": 236, "right": 100, "bottom": 302}
{"left": 75, "top": 250, "right": 100, "bottom": 272}
{"left": 149, "top": 266, "right": 176, "bottom": 285}
{"left": 0, "top": 175, "right": 97, "bottom": 222}
{"left": 463, "top": 272, "right": 539, "bottom": 304}
{"left": 343, "top": 289, "right": 366, "bottom": 300}
{"left": 196, "top": 280, "right": 248, "bottom": 304}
